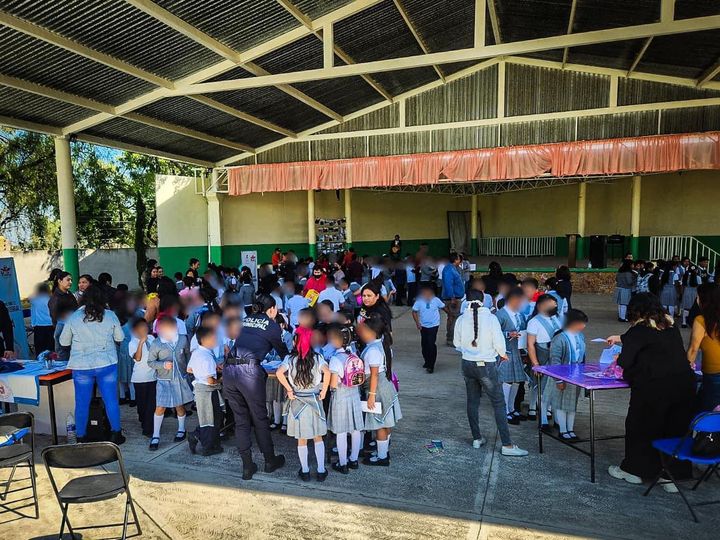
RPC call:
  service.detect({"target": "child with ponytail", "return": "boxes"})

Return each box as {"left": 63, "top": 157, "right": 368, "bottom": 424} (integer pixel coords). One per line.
{"left": 453, "top": 290, "right": 528, "bottom": 456}
{"left": 275, "top": 327, "right": 331, "bottom": 482}
{"left": 356, "top": 313, "right": 402, "bottom": 466}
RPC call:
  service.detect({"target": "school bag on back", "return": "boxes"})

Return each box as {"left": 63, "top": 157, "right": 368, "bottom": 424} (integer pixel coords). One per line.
{"left": 340, "top": 351, "right": 365, "bottom": 387}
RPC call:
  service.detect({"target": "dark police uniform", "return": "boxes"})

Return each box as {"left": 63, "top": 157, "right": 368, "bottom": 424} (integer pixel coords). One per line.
{"left": 225, "top": 312, "right": 289, "bottom": 464}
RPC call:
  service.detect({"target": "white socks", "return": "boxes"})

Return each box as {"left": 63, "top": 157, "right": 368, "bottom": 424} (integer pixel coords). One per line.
{"left": 682, "top": 310, "right": 689, "bottom": 326}
{"left": 503, "top": 383, "right": 519, "bottom": 415}
{"left": 314, "top": 440, "right": 326, "bottom": 473}
{"left": 350, "top": 431, "right": 362, "bottom": 462}
{"left": 666, "top": 305, "right": 675, "bottom": 317}
{"left": 376, "top": 439, "right": 390, "bottom": 459}
{"left": 555, "top": 409, "right": 567, "bottom": 433}
{"left": 177, "top": 414, "right": 186, "bottom": 433}
{"left": 336, "top": 432, "right": 348, "bottom": 465}
{"left": 618, "top": 305, "right": 627, "bottom": 320}
{"left": 566, "top": 411, "right": 576, "bottom": 432}
{"left": 298, "top": 445, "right": 309, "bottom": 473}
{"left": 272, "top": 401, "right": 282, "bottom": 424}
{"left": 152, "top": 414, "right": 163, "bottom": 439}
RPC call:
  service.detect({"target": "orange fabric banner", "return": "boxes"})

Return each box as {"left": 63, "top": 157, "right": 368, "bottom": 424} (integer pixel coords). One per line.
{"left": 227, "top": 132, "right": 720, "bottom": 195}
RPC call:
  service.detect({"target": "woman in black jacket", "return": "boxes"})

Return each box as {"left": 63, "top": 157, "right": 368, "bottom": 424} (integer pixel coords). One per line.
{"left": 606, "top": 293, "right": 696, "bottom": 487}
{"left": 48, "top": 271, "right": 78, "bottom": 325}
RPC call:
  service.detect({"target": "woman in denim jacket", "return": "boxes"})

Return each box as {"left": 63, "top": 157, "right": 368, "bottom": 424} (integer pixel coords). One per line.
{"left": 59, "top": 285, "right": 125, "bottom": 444}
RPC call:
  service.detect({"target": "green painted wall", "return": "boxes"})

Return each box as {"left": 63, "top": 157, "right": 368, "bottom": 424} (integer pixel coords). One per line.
{"left": 158, "top": 246, "right": 208, "bottom": 277}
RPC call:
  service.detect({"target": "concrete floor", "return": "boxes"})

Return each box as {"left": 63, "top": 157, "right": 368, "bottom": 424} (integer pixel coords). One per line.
{"left": 2, "top": 294, "right": 718, "bottom": 539}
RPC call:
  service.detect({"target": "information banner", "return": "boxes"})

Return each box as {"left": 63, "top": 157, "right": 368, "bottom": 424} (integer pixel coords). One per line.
{"left": 0, "top": 258, "right": 30, "bottom": 359}
{"left": 240, "top": 251, "right": 258, "bottom": 289}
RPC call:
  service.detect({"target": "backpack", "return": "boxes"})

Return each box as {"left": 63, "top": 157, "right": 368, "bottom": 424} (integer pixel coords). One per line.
{"left": 340, "top": 351, "right": 365, "bottom": 387}
{"left": 85, "top": 395, "right": 112, "bottom": 442}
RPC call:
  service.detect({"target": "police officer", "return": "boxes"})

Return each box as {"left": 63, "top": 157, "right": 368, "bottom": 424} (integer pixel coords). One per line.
{"left": 224, "top": 294, "right": 288, "bottom": 479}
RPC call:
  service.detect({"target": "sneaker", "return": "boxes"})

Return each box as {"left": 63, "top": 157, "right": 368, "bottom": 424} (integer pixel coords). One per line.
{"left": 472, "top": 437, "right": 487, "bottom": 449}
{"left": 608, "top": 465, "right": 642, "bottom": 484}
{"left": 662, "top": 482, "right": 679, "bottom": 493}
{"left": 501, "top": 445, "right": 529, "bottom": 457}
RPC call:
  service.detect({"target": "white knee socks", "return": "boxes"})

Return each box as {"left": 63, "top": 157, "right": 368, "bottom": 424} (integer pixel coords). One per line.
{"left": 350, "top": 431, "right": 362, "bottom": 462}
{"left": 314, "top": 440, "right": 326, "bottom": 473}
{"left": 298, "top": 445, "right": 309, "bottom": 472}
{"left": 152, "top": 414, "right": 163, "bottom": 439}
{"left": 666, "top": 305, "right": 675, "bottom": 317}
{"left": 555, "top": 409, "right": 568, "bottom": 433}
{"left": 682, "top": 310, "right": 689, "bottom": 326}
{"left": 376, "top": 439, "right": 390, "bottom": 459}
{"left": 177, "top": 414, "right": 186, "bottom": 433}
{"left": 503, "top": 383, "right": 519, "bottom": 415}
{"left": 528, "top": 385, "right": 538, "bottom": 414}
{"left": 336, "top": 432, "right": 348, "bottom": 465}
{"left": 618, "top": 305, "right": 627, "bottom": 320}
{"left": 566, "top": 411, "right": 576, "bottom": 432}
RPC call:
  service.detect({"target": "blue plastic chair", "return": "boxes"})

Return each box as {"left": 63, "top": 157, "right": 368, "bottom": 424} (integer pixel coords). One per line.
{"left": 644, "top": 411, "right": 720, "bottom": 522}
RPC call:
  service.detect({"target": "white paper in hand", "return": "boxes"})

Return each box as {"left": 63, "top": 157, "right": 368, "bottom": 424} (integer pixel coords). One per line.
{"left": 361, "top": 401, "right": 382, "bottom": 414}
{"left": 517, "top": 330, "right": 528, "bottom": 350}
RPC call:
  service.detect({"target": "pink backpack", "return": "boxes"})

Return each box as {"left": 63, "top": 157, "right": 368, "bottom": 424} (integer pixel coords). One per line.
{"left": 340, "top": 352, "right": 365, "bottom": 387}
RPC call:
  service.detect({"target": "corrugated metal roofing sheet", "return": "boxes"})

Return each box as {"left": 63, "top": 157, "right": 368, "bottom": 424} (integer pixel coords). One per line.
{"left": 2, "top": 0, "right": 222, "bottom": 80}
{"left": 0, "top": 26, "right": 155, "bottom": 105}
{"left": 637, "top": 30, "right": 720, "bottom": 79}
{"left": 0, "top": 86, "right": 95, "bottom": 127}
{"left": 292, "top": 0, "right": 356, "bottom": 20}
{"left": 83, "top": 117, "right": 238, "bottom": 162}
{"left": 670, "top": 0, "right": 720, "bottom": 20}
{"left": 155, "top": 0, "right": 300, "bottom": 54}
{"left": 135, "top": 97, "right": 282, "bottom": 147}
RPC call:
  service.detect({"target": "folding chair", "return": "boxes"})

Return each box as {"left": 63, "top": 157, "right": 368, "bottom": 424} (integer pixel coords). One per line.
{"left": 42, "top": 442, "right": 142, "bottom": 539}
{"left": 0, "top": 412, "right": 39, "bottom": 519}
{"left": 644, "top": 411, "right": 720, "bottom": 522}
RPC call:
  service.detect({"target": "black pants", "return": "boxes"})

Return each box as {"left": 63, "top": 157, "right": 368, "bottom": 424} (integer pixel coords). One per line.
{"left": 621, "top": 377, "right": 696, "bottom": 479}
{"left": 33, "top": 325, "right": 55, "bottom": 355}
{"left": 420, "top": 326, "right": 439, "bottom": 369}
{"left": 222, "top": 363, "right": 275, "bottom": 458}
{"left": 133, "top": 381, "right": 156, "bottom": 437}
{"left": 407, "top": 282, "right": 418, "bottom": 304}
{"left": 394, "top": 284, "right": 406, "bottom": 306}
{"left": 195, "top": 389, "right": 223, "bottom": 453}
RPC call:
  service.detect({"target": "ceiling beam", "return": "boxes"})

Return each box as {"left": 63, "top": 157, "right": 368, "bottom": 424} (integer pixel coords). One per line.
{"left": 487, "top": 0, "right": 502, "bottom": 43}
{"left": 474, "top": 0, "right": 486, "bottom": 48}
{"left": 661, "top": 0, "right": 675, "bottom": 23}
{"left": 274, "top": 0, "right": 394, "bottom": 101}
{"left": 178, "top": 15, "right": 720, "bottom": 95}
{"left": 0, "top": 115, "right": 62, "bottom": 136}
{"left": 61, "top": 0, "right": 381, "bottom": 134}
{"left": 697, "top": 58, "right": 720, "bottom": 88}
{"left": 125, "top": 0, "right": 342, "bottom": 122}
{"left": 0, "top": 74, "right": 115, "bottom": 114}
{"left": 393, "top": 0, "right": 445, "bottom": 81}
{"left": 188, "top": 96, "right": 296, "bottom": 138}
{"left": 561, "top": 0, "right": 578, "bottom": 67}
{"left": 628, "top": 37, "right": 653, "bottom": 75}
{"left": 77, "top": 134, "right": 215, "bottom": 167}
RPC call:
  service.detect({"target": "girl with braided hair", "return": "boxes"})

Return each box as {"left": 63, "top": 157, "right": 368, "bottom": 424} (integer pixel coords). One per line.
{"left": 453, "top": 290, "right": 528, "bottom": 456}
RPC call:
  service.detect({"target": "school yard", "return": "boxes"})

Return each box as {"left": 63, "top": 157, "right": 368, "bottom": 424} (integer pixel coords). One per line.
{"left": 2, "top": 293, "right": 717, "bottom": 540}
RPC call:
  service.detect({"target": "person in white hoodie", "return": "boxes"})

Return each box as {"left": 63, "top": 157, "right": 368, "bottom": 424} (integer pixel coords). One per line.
{"left": 454, "top": 290, "right": 528, "bottom": 457}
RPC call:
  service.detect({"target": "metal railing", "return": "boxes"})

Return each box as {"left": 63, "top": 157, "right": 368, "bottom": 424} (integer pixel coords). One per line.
{"left": 649, "top": 236, "right": 719, "bottom": 271}
{"left": 478, "top": 236, "right": 556, "bottom": 257}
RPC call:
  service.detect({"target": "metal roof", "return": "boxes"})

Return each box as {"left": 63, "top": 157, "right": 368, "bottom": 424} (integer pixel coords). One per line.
{"left": 0, "top": 0, "right": 719, "bottom": 167}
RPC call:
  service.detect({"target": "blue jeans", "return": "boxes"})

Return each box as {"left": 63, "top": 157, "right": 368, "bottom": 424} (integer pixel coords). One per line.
{"left": 72, "top": 364, "right": 121, "bottom": 437}
{"left": 701, "top": 372, "right": 720, "bottom": 411}
{"left": 462, "top": 361, "right": 512, "bottom": 446}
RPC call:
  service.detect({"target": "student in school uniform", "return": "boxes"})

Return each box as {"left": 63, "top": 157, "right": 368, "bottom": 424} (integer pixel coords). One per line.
{"left": 461, "top": 277, "right": 493, "bottom": 313}
{"left": 495, "top": 287, "right": 528, "bottom": 425}
{"left": 544, "top": 309, "right": 588, "bottom": 440}
{"left": 659, "top": 261, "right": 680, "bottom": 317}
{"left": 128, "top": 318, "right": 156, "bottom": 438}
{"left": 264, "top": 313, "right": 292, "bottom": 431}
{"left": 544, "top": 277, "right": 568, "bottom": 320}
{"left": 680, "top": 264, "right": 702, "bottom": 328}
{"left": 525, "top": 294, "right": 561, "bottom": 428}
{"left": 275, "top": 327, "right": 331, "bottom": 482}
{"left": 615, "top": 260, "right": 636, "bottom": 322}
{"left": 30, "top": 282, "right": 54, "bottom": 354}
{"left": 520, "top": 278, "right": 541, "bottom": 319}
{"left": 147, "top": 316, "right": 194, "bottom": 451}
{"left": 187, "top": 326, "right": 224, "bottom": 456}
{"left": 326, "top": 324, "right": 365, "bottom": 474}
{"left": 412, "top": 284, "right": 449, "bottom": 373}
{"left": 405, "top": 258, "right": 419, "bottom": 305}
{"left": 317, "top": 275, "right": 346, "bottom": 312}
{"left": 286, "top": 283, "right": 310, "bottom": 328}
{"left": 357, "top": 314, "right": 402, "bottom": 466}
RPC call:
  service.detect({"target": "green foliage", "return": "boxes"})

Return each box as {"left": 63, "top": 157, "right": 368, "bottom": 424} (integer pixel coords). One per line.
{"left": 0, "top": 128, "right": 195, "bottom": 284}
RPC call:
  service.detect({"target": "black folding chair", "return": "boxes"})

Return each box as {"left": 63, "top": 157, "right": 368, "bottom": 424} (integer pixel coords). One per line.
{"left": 0, "top": 411, "right": 39, "bottom": 519}
{"left": 42, "top": 442, "right": 142, "bottom": 539}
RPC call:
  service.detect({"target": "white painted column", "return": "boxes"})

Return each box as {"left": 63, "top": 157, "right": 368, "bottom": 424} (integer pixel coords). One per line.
{"left": 470, "top": 194, "right": 479, "bottom": 255}
{"left": 344, "top": 189, "right": 353, "bottom": 246}
{"left": 575, "top": 181, "right": 587, "bottom": 264}
{"left": 630, "top": 175, "right": 642, "bottom": 257}
{"left": 54, "top": 136, "right": 79, "bottom": 283}
{"left": 207, "top": 169, "right": 223, "bottom": 264}
{"left": 307, "top": 190, "right": 316, "bottom": 258}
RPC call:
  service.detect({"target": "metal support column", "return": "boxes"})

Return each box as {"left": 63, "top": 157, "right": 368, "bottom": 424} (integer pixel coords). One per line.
{"left": 54, "top": 136, "right": 79, "bottom": 286}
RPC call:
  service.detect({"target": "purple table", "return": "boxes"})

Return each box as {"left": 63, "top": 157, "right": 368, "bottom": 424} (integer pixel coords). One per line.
{"left": 532, "top": 363, "right": 629, "bottom": 483}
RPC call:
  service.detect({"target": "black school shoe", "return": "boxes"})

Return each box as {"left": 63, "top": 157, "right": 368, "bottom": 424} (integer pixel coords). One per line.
{"left": 242, "top": 463, "right": 258, "bottom": 480}
{"left": 128, "top": 400, "right": 136, "bottom": 408}
{"left": 149, "top": 437, "right": 160, "bottom": 451}
{"left": 110, "top": 430, "right": 126, "bottom": 445}
{"left": 298, "top": 468, "right": 311, "bottom": 482}
{"left": 264, "top": 454, "right": 286, "bottom": 473}
{"left": 507, "top": 415, "right": 520, "bottom": 425}
{"left": 348, "top": 460, "right": 359, "bottom": 470}
{"left": 174, "top": 431, "right": 186, "bottom": 442}
{"left": 362, "top": 455, "right": 390, "bottom": 466}
{"left": 332, "top": 462, "right": 349, "bottom": 474}
{"left": 316, "top": 470, "right": 328, "bottom": 482}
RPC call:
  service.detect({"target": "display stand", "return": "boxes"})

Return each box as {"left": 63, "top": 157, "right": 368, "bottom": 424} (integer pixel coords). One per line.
{"left": 315, "top": 217, "right": 346, "bottom": 255}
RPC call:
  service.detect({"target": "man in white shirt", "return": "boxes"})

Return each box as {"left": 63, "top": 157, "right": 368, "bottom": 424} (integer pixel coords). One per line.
{"left": 187, "top": 327, "right": 223, "bottom": 456}
{"left": 317, "top": 276, "right": 346, "bottom": 312}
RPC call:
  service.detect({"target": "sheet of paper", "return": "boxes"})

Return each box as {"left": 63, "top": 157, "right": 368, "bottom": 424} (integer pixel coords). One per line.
{"left": 361, "top": 401, "right": 382, "bottom": 414}
{"left": 517, "top": 330, "right": 528, "bottom": 350}
{"left": 591, "top": 338, "right": 609, "bottom": 343}
{"left": 598, "top": 344, "right": 622, "bottom": 365}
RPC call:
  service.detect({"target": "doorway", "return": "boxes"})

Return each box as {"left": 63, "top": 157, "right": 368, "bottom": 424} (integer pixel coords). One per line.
{"left": 447, "top": 211, "right": 481, "bottom": 255}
